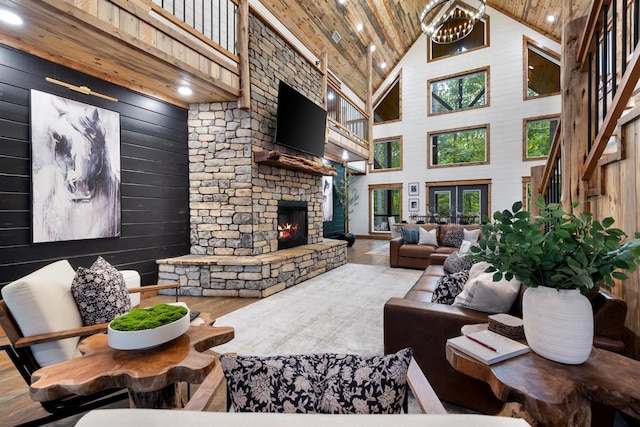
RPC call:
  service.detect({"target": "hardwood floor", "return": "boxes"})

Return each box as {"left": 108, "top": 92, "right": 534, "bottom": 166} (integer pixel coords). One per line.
{"left": 0, "top": 238, "right": 390, "bottom": 426}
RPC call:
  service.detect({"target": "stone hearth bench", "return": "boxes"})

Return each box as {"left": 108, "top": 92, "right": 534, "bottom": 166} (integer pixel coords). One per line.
{"left": 156, "top": 239, "right": 347, "bottom": 298}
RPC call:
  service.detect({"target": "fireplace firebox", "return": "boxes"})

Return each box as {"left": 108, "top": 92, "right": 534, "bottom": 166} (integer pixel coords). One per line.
{"left": 277, "top": 201, "right": 308, "bottom": 250}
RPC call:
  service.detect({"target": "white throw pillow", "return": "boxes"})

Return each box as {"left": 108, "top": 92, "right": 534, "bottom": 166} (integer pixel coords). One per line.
{"left": 417, "top": 227, "right": 438, "bottom": 246}
{"left": 459, "top": 240, "right": 473, "bottom": 256}
{"left": 453, "top": 262, "right": 521, "bottom": 313}
{"left": 463, "top": 228, "right": 481, "bottom": 243}
{"left": 1, "top": 260, "right": 83, "bottom": 367}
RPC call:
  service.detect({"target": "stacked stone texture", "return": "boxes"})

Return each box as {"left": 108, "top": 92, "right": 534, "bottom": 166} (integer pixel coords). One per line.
{"left": 164, "top": 12, "right": 346, "bottom": 297}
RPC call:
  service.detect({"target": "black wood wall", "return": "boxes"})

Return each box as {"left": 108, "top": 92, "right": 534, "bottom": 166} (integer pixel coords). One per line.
{"left": 323, "top": 161, "right": 346, "bottom": 238}
{"left": 0, "top": 44, "right": 189, "bottom": 289}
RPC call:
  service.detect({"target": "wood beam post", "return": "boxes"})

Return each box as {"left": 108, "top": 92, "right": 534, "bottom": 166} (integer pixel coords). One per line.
{"left": 560, "top": 13, "right": 589, "bottom": 213}
{"left": 367, "top": 43, "right": 374, "bottom": 166}
{"left": 237, "top": 0, "right": 250, "bottom": 110}
{"left": 321, "top": 51, "right": 328, "bottom": 109}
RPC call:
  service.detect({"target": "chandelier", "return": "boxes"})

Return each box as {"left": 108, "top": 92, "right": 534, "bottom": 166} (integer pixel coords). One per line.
{"left": 420, "top": 0, "right": 487, "bottom": 44}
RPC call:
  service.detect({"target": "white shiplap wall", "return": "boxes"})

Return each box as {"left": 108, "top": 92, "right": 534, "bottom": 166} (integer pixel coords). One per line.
{"left": 350, "top": 6, "right": 561, "bottom": 236}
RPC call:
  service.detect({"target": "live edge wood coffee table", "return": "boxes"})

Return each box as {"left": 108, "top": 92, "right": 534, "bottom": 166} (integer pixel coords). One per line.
{"left": 29, "top": 317, "right": 234, "bottom": 409}
{"left": 446, "top": 343, "right": 640, "bottom": 427}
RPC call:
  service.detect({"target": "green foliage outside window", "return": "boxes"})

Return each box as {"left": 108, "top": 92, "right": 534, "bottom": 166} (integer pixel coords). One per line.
{"left": 431, "top": 70, "right": 486, "bottom": 114}
{"left": 526, "top": 118, "right": 558, "bottom": 159}
{"left": 373, "top": 139, "right": 401, "bottom": 170}
{"left": 372, "top": 187, "right": 401, "bottom": 231}
{"left": 431, "top": 128, "right": 486, "bottom": 166}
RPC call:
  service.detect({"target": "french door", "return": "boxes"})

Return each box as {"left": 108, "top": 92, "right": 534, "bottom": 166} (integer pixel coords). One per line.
{"left": 428, "top": 183, "right": 488, "bottom": 224}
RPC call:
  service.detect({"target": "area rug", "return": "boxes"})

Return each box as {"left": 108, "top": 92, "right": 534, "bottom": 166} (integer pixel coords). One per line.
{"left": 365, "top": 242, "right": 390, "bottom": 256}
{"left": 212, "top": 263, "right": 421, "bottom": 356}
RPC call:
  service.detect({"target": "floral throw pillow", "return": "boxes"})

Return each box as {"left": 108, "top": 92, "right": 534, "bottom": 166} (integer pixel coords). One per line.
{"left": 220, "top": 348, "right": 412, "bottom": 414}
{"left": 431, "top": 270, "right": 470, "bottom": 305}
{"left": 220, "top": 353, "right": 325, "bottom": 413}
{"left": 318, "top": 348, "right": 412, "bottom": 414}
{"left": 71, "top": 256, "right": 131, "bottom": 326}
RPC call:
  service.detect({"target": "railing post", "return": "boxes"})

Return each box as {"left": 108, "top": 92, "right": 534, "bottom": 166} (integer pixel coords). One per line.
{"left": 237, "top": 0, "right": 250, "bottom": 110}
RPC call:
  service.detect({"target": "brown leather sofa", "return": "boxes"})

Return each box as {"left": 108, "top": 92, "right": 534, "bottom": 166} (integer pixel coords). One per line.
{"left": 389, "top": 224, "right": 481, "bottom": 269}
{"left": 383, "top": 256, "right": 628, "bottom": 414}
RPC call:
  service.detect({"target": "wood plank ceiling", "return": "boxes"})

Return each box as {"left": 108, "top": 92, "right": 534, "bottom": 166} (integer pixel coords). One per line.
{"left": 258, "top": 0, "right": 593, "bottom": 102}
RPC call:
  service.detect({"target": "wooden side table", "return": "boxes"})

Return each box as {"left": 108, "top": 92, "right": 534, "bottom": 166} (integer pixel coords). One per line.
{"left": 29, "top": 318, "right": 234, "bottom": 409}
{"left": 446, "top": 343, "right": 640, "bottom": 427}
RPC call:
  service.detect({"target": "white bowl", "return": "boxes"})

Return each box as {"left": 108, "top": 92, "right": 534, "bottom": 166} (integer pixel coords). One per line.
{"left": 108, "top": 302, "right": 190, "bottom": 350}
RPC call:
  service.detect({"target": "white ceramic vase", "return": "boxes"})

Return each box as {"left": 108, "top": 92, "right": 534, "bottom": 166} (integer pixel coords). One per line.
{"left": 522, "top": 286, "right": 593, "bottom": 364}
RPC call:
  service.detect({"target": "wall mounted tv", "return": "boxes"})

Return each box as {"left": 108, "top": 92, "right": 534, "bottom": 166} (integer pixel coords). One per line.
{"left": 275, "top": 80, "right": 327, "bottom": 158}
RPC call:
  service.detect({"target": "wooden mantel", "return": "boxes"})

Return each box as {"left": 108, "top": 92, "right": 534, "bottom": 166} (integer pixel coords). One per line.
{"left": 254, "top": 150, "right": 337, "bottom": 176}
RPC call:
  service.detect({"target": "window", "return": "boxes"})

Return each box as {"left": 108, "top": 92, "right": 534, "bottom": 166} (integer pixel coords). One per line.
{"left": 369, "top": 184, "right": 402, "bottom": 233}
{"left": 374, "top": 73, "right": 401, "bottom": 123}
{"left": 428, "top": 126, "right": 489, "bottom": 167}
{"left": 428, "top": 14, "right": 489, "bottom": 61}
{"left": 525, "top": 37, "right": 560, "bottom": 99}
{"left": 523, "top": 115, "right": 559, "bottom": 160}
{"left": 429, "top": 68, "right": 488, "bottom": 115}
{"left": 371, "top": 137, "right": 402, "bottom": 172}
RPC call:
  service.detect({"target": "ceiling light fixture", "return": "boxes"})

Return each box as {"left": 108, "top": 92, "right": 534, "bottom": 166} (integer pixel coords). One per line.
{"left": 370, "top": 44, "right": 376, "bottom": 52}
{"left": 178, "top": 86, "right": 193, "bottom": 96}
{"left": 420, "top": 0, "right": 486, "bottom": 44}
{"left": 356, "top": 23, "right": 363, "bottom": 32}
{"left": 0, "top": 9, "right": 23, "bottom": 26}
{"left": 546, "top": 15, "right": 555, "bottom": 23}
{"left": 341, "top": 150, "right": 349, "bottom": 161}
{"left": 380, "top": 62, "right": 387, "bottom": 69}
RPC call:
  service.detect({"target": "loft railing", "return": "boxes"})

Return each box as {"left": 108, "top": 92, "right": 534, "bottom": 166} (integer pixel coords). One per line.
{"left": 579, "top": 0, "right": 640, "bottom": 180}
{"left": 327, "top": 84, "right": 370, "bottom": 144}
{"left": 151, "top": 0, "right": 238, "bottom": 55}
{"left": 539, "top": 122, "right": 562, "bottom": 204}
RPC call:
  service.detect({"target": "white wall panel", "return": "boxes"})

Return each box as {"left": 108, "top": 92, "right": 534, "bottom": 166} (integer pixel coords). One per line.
{"left": 351, "top": 7, "right": 560, "bottom": 236}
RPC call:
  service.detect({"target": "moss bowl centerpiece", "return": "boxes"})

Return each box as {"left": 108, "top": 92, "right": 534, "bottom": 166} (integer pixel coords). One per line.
{"left": 108, "top": 302, "right": 190, "bottom": 350}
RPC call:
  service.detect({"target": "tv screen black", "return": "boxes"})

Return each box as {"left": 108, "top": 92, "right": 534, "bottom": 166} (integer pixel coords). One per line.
{"left": 275, "top": 81, "right": 327, "bottom": 158}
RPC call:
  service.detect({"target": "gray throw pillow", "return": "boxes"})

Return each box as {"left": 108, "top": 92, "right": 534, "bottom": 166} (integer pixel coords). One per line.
{"left": 443, "top": 251, "right": 475, "bottom": 274}
{"left": 443, "top": 228, "right": 464, "bottom": 248}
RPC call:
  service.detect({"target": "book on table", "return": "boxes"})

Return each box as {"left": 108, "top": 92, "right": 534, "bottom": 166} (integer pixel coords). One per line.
{"left": 447, "top": 330, "right": 530, "bottom": 365}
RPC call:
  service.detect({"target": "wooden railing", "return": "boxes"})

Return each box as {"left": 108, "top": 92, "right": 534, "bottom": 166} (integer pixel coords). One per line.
{"left": 579, "top": 0, "right": 640, "bottom": 180}
{"left": 539, "top": 122, "right": 562, "bottom": 204}
{"left": 327, "top": 84, "right": 370, "bottom": 142}
{"left": 151, "top": 0, "right": 238, "bottom": 57}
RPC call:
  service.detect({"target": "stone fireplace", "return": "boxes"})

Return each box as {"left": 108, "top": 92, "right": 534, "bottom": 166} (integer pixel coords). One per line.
{"left": 155, "top": 13, "right": 347, "bottom": 298}
{"left": 277, "top": 201, "right": 308, "bottom": 250}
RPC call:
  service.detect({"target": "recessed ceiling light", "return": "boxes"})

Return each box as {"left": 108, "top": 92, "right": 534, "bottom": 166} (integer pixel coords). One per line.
{"left": 178, "top": 86, "right": 193, "bottom": 96}
{"left": 370, "top": 44, "right": 376, "bottom": 52}
{"left": 356, "top": 23, "right": 363, "bottom": 32}
{"left": 547, "top": 15, "right": 555, "bottom": 23}
{"left": 341, "top": 150, "right": 349, "bottom": 160}
{"left": 338, "top": 0, "right": 346, "bottom": 4}
{"left": 0, "top": 9, "right": 23, "bottom": 26}
{"left": 380, "top": 62, "right": 387, "bottom": 69}
{"left": 327, "top": 93, "right": 335, "bottom": 100}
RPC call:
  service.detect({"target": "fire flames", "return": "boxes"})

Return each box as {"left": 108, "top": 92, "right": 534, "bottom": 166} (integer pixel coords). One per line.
{"left": 278, "top": 222, "right": 299, "bottom": 239}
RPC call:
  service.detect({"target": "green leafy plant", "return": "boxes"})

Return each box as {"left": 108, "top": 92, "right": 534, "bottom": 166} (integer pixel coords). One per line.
{"left": 470, "top": 197, "right": 640, "bottom": 293}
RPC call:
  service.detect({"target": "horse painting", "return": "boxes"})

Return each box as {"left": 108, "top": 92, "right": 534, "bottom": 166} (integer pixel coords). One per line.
{"left": 31, "top": 90, "right": 121, "bottom": 243}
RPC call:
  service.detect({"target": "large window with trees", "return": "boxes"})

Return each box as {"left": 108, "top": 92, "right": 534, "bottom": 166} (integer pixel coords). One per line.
{"left": 429, "top": 67, "right": 488, "bottom": 115}
{"left": 524, "top": 37, "right": 560, "bottom": 99}
{"left": 428, "top": 125, "right": 489, "bottom": 167}
{"left": 371, "top": 136, "right": 402, "bottom": 172}
{"left": 369, "top": 184, "right": 402, "bottom": 233}
{"left": 523, "top": 115, "right": 559, "bottom": 160}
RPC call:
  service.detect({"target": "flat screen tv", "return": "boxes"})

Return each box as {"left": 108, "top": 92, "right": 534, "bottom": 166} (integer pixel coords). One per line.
{"left": 275, "top": 81, "right": 327, "bottom": 158}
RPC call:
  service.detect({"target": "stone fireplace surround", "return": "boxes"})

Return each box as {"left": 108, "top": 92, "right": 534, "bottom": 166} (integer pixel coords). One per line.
{"left": 156, "top": 13, "right": 347, "bottom": 298}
